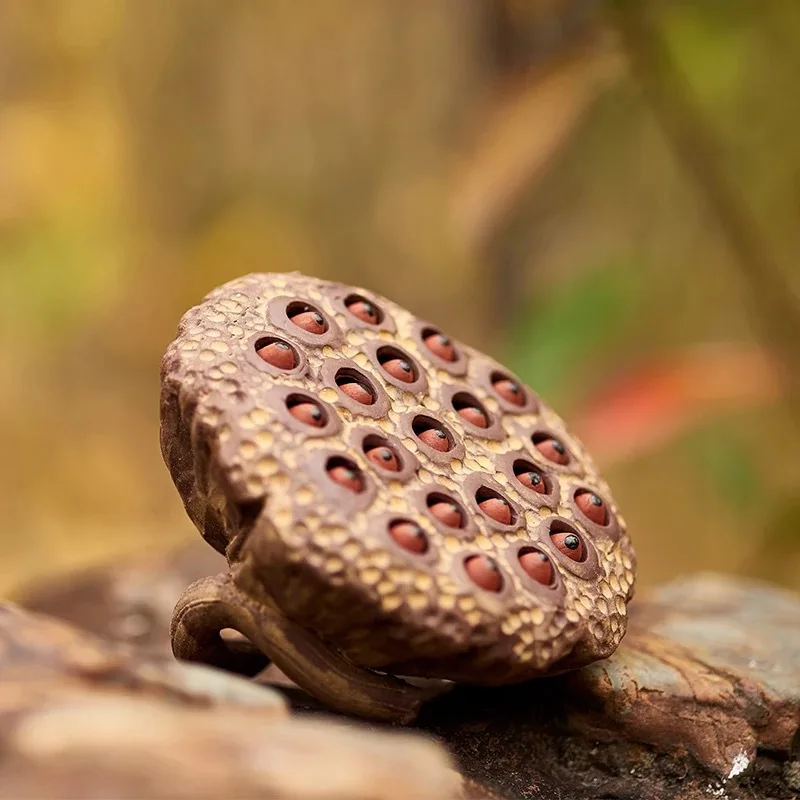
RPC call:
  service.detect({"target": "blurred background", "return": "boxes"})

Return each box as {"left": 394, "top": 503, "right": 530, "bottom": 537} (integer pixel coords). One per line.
{"left": 1, "top": 0, "right": 799, "bottom": 597}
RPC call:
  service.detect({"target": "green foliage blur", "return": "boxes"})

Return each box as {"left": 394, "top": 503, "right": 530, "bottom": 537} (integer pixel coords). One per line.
{"left": 1, "top": 1, "right": 798, "bottom": 593}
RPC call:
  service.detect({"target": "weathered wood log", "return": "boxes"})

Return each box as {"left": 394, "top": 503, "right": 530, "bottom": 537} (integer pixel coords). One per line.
{"left": 13, "top": 549, "right": 800, "bottom": 799}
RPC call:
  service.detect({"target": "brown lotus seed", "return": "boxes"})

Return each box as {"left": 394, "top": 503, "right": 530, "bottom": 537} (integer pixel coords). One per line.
{"left": 493, "top": 377, "right": 525, "bottom": 406}
{"left": 551, "top": 531, "right": 585, "bottom": 562}
{"left": 457, "top": 405, "right": 488, "bottom": 428}
{"left": 519, "top": 550, "right": 554, "bottom": 585}
{"left": 338, "top": 378, "right": 374, "bottom": 405}
{"left": 517, "top": 469, "right": 547, "bottom": 494}
{"left": 428, "top": 500, "right": 463, "bottom": 528}
{"left": 290, "top": 310, "right": 327, "bottom": 334}
{"left": 365, "top": 445, "right": 400, "bottom": 472}
{"left": 464, "top": 556, "right": 503, "bottom": 592}
{"left": 576, "top": 491, "right": 608, "bottom": 525}
{"left": 477, "top": 496, "right": 512, "bottom": 525}
{"left": 327, "top": 464, "right": 364, "bottom": 493}
{"left": 423, "top": 331, "right": 456, "bottom": 362}
{"left": 289, "top": 402, "right": 325, "bottom": 427}
{"left": 346, "top": 297, "right": 380, "bottom": 325}
{"left": 417, "top": 428, "right": 450, "bottom": 452}
{"left": 535, "top": 437, "right": 569, "bottom": 465}
{"left": 256, "top": 340, "right": 296, "bottom": 370}
{"left": 382, "top": 358, "right": 415, "bottom": 383}
{"left": 389, "top": 521, "right": 428, "bottom": 554}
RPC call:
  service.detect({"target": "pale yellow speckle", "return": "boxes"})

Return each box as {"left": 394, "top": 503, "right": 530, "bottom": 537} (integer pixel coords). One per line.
{"left": 220, "top": 361, "right": 237, "bottom": 375}
{"left": 458, "top": 596, "right": 476, "bottom": 612}
{"left": 565, "top": 608, "right": 581, "bottom": 624}
{"left": 322, "top": 346, "right": 336, "bottom": 358}
{"left": 520, "top": 629, "right": 534, "bottom": 645}
{"left": 615, "top": 595, "right": 627, "bottom": 615}
{"left": 218, "top": 425, "right": 232, "bottom": 443}
{"left": 275, "top": 508, "right": 292, "bottom": 528}
{"left": 513, "top": 642, "right": 527, "bottom": 657}
{"left": 373, "top": 551, "right": 391, "bottom": 570}
{"left": 207, "top": 316, "right": 225, "bottom": 326}
{"left": 255, "top": 457, "right": 278, "bottom": 477}
{"left": 255, "top": 430, "right": 274, "bottom": 450}
{"left": 342, "top": 541, "right": 360, "bottom": 560}
{"left": 180, "top": 340, "right": 199, "bottom": 351}
{"left": 377, "top": 580, "right": 394, "bottom": 595}
{"left": 325, "top": 557, "right": 344, "bottom": 574}
{"left": 578, "top": 595, "right": 593, "bottom": 612}
{"left": 210, "top": 340, "right": 230, "bottom": 354}
{"left": 413, "top": 573, "right": 432, "bottom": 592}
{"left": 439, "top": 595, "right": 456, "bottom": 610}
{"left": 444, "top": 536, "right": 462, "bottom": 553}
{"left": 609, "top": 573, "right": 621, "bottom": 593}
{"left": 381, "top": 595, "right": 402, "bottom": 612}
{"left": 600, "top": 581, "right": 613, "bottom": 601}
{"left": 319, "top": 387, "right": 338, "bottom": 403}
{"left": 239, "top": 441, "right": 257, "bottom": 460}
{"left": 199, "top": 349, "right": 216, "bottom": 362}
{"left": 245, "top": 477, "right": 263, "bottom": 495}
{"left": 408, "top": 594, "right": 428, "bottom": 611}
{"left": 530, "top": 607, "right": 545, "bottom": 626}
{"left": 450, "top": 459, "right": 463, "bottom": 474}
{"left": 361, "top": 568, "right": 381, "bottom": 585}
{"left": 388, "top": 568, "right": 411, "bottom": 585}
{"left": 475, "top": 535, "right": 493, "bottom": 551}
{"left": 417, "top": 469, "right": 433, "bottom": 483}
{"left": 402, "top": 438, "right": 418, "bottom": 453}
{"left": 228, "top": 325, "right": 244, "bottom": 337}
{"left": 295, "top": 487, "right": 315, "bottom": 505}
{"left": 465, "top": 610, "right": 482, "bottom": 626}
{"left": 463, "top": 458, "right": 480, "bottom": 473}
{"left": 388, "top": 496, "right": 406, "bottom": 512}
{"left": 353, "top": 353, "right": 370, "bottom": 368}
{"left": 250, "top": 408, "right": 269, "bottom": 426}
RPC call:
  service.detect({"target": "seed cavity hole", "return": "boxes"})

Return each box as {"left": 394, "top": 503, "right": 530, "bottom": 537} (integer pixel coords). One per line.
{"left": 512, "top": 459, "right": 549, "bottom": 494}
{"left": 363, "top": 435, "right": 402, "bottom": 473}
{"left": 464, "top": 555, "right": 503, "bottom": 592}
{"left": 345, "top": 294, "right": 383, "bottom": 325}
{"left": 475, "top": 487, "right": 514, "bottom": 526}
{"left": 422, "top": 327, "right": 456, "bottom": 362}
{"left": 426, "top": 493, "right": 465, "bottom": 528}
{"left": 388, "top": 520, "right": 428, "bottom": 554}
{"left": 286, "top": 394, "right": 327, "bottom": 428}
{"left": 518, "top": 548, "right": 555, "bottom": 586}
{"left": 255, "top": 337, "right": 298, "bottom": 370}
{"left": 575, "top": 490, "right": 608, "bottom": 526}
{"left": 452, "top": 393, "right": 489, "bottom": 429}
{"left": 325, "top": 456, "right": 365, "bottom": 493}
{"left": 549, "top": 520, "right": 586, "bottom": 562}
{"left": 532, "top": 433, "right": 570, "bottom": 466}
{"left": 377, "top": 346, "right": 418, "bottom": 384}
{"left": 335, "top": 368, "right": 376, "bottom": 405}
{"left": 491, "top": 371, "right": 525, "bottom": 406}
{"left": 287, "top": 301, "right": 328, "bottom": 334}
{"left": 412, "top": 416, "right": 454, "bottom": 453}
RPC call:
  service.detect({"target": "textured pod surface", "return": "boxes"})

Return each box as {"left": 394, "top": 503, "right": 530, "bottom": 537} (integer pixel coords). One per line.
{"left": 160, "top": 272, "right": 636, "bottom": 683}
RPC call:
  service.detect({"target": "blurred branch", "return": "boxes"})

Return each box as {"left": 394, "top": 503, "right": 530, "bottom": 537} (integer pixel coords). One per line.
{"left": 607, "top": 0, "right": 800, "bottom": 422}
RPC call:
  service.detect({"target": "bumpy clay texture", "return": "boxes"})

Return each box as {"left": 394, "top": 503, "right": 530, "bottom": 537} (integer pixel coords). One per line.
{"left": 161, "top": 272, "right": 636, "bottom": 695}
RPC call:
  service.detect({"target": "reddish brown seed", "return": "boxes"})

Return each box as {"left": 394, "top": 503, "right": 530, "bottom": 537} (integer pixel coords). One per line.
{"left": 551, "top": 531, "right": 585, "bottom": 561}
{"left": 464, "top": 556, "right": 503, "bottom": 592}
{"left": 535, "top": 437, "right": 569, "bottom": 465}
{"left": 417, "top": 428, "right": 450, "bottom": 452}
{"left": 576, "top": 491, "right": 608, "bottom": 525}
{"left": 424, "top": 331, "right": 456, "bottom": 362}
{"left": 382, "top": 358, "right": 415, "bottom": 383}
{"left": 289, "top": 310, "right": 327, "bottom": 334}
{"left": 288, "top": 402, "right": 325, "bottom": 427}
{"left": 478, "top": 496, "right": 512, "bottom": 525}
{"left": 338, "top": 379, "right": 374, "bottom": 405}
{"left": 493, "top": 377, "right": 525, "bottom": 406}
{"left": 366, "top": 446, "right": 400, "bottom": 472}
{"left": 256, "top": 341, "right": 296, "bottom": 370}
{"left": 389, "top": 521, "right": 428, "bottom": 554}
{"left": 457, "top": 406, "right": 488, "bottom": 428}
{"left": 428, "top": 501, "right": 463, "bottom": 528}
{"left": 519, "top": 550, "right": 554, "bottom": 585}
{"left": 517, "top": 470, "right": 547, "bottom": 494}
{"left": 327, "top": 464, "right": 364, "bottom": 493}
{"left": 347, "top": 298, "right": 380, "bottom": 325}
